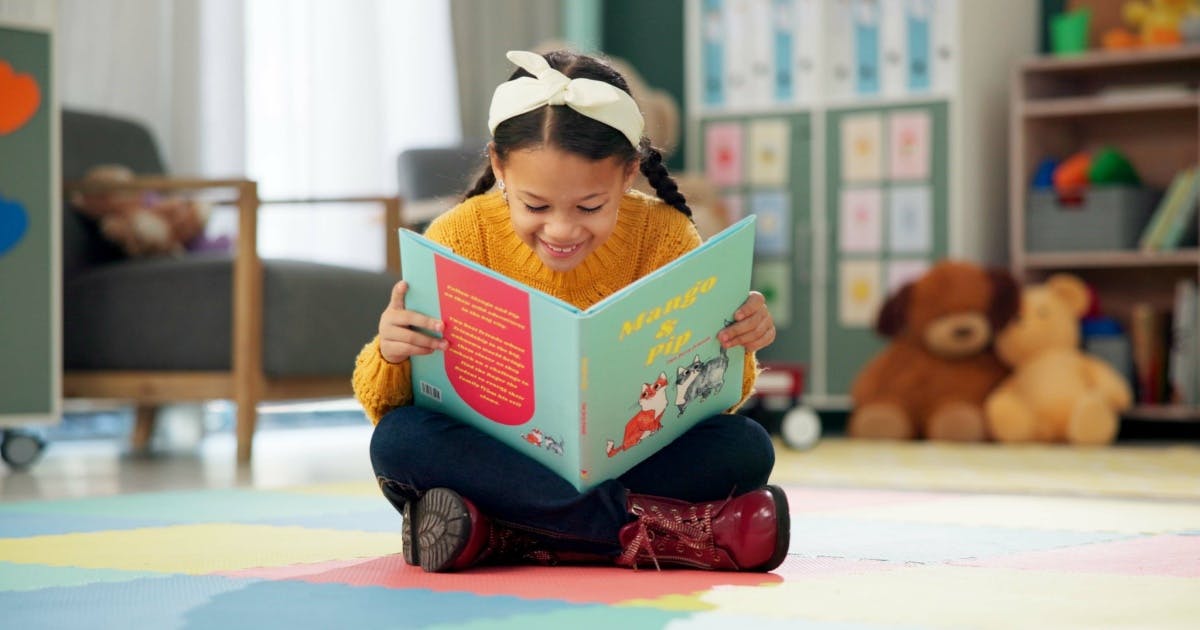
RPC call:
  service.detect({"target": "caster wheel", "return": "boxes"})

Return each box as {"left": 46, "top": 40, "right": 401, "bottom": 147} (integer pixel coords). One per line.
{"left": 2, "top": 430, "right": 46, "bottom": 470}
{"left": 781, "top": 407, "right": 821, "bottom": 450}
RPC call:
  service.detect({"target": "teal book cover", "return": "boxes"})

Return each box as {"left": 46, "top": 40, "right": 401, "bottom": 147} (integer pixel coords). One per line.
{"left": 400, "top": 216, "right": 757, "bottom": 491}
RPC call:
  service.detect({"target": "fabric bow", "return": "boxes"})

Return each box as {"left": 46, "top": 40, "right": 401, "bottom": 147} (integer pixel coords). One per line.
{"left": 487, "top": 50, "right": 644, "bottom": 148}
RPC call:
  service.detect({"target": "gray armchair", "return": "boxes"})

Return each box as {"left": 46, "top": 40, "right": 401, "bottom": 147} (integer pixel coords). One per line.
{"left": 395, "top": 144, "right": 486, "bottom": 229}
{"left": 62, "top": 109, "right": 402, "bottom": 463}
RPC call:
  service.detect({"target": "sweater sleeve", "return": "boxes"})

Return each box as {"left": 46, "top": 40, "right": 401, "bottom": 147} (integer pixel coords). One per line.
{"left": 352, "top": 337, "right": 413, "bottom": 425}
{"left": 728, "top": 350, "right": 761, "bottom": 414}
{"left": 349, "top": 202, "right": 472, "bottom": 425}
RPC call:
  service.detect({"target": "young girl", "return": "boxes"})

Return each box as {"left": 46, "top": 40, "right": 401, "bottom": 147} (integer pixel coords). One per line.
{"left": 354, "top": 49, "right": 788, "bottom": 573}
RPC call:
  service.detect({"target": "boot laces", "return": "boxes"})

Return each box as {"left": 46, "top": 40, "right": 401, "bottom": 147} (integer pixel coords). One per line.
{"left": 619, "top": 500, "right": 721, "bottom": 570}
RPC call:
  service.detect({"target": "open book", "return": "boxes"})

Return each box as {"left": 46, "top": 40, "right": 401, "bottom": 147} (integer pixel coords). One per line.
{"left": 400, "top": 216, "right": 756, "bottom": 491}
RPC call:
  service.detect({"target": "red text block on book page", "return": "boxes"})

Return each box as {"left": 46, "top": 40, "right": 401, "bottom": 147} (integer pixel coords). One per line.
{"left": 434, "top": 255, "right": 535, "bottom": 425}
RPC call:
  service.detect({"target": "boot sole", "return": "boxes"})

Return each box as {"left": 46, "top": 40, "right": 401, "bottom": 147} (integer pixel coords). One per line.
{"left": 404, "top": 488, "right": 472, "bottom": 572}
{"left": 755, "top": 484, "right": 791, "bottom": 572}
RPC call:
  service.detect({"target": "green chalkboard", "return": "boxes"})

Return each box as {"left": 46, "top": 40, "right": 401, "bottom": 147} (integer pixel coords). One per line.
{"left": 697, "top": 113, "right": 813, "bottom": 374}
{"left": 823, "top": 101, "right": 950, "bottom": 397}
{"left": 0, "top": 24, "right": 55, "bottom": 421}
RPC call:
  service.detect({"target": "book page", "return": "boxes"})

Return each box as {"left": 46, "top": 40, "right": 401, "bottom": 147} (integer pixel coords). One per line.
{"left": 434, "top": 255, "right": 535, "bottom": 426}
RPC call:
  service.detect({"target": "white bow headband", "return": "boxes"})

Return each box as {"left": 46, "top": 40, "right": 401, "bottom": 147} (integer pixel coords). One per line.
{"left": 487, "top": 50, "right": 645, "bottom": 149}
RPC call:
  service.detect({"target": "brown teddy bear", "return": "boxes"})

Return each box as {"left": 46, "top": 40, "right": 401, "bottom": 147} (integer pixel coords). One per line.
{"left": 72, "top": 164, "right": 210, "bottom": 257}
{"left": 984, "top": 274, "right": 1133, "bottom": 445}
{"left": 849, "top": 260, "right": 1020, "bottom": 441}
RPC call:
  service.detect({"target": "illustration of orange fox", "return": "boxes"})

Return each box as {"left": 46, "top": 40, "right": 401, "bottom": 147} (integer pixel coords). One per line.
{"left": 606, "top": 372, "right": 669, "bottom": 458}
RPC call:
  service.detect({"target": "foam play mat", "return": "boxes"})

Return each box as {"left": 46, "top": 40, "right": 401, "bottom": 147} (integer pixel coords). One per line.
{"left": 2, "top": 440, "right": 1200, "bottom": 629}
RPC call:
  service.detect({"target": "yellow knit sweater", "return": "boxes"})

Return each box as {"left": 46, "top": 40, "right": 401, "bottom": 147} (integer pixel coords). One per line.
{"left": 352, "top": 190, "right": 759, "bottom": 424}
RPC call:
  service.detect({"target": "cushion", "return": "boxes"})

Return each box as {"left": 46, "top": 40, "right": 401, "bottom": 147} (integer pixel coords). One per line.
{"left": 63, "top": 254, "right": 394, "bottom": 377}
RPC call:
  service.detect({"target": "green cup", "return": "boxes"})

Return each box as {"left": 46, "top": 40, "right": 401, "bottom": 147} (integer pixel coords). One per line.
{"left": 1051, "top": 9, "right": 1091, "bottom": 56}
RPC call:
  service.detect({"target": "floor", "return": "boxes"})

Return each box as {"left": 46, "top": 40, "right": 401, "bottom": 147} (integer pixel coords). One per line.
{"left": 2, "top": 412, "right": 1199, "bottom": 629}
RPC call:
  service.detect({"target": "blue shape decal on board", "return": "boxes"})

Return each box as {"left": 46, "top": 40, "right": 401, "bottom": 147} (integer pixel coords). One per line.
{"left": 773, "top": 0, "right": 795, "bottom": 102}
{"left": 703, "top": 0, "right": 726, "bottom": 107}
{"left": 0, "top": 195, "right": 28, "bottom": 257}
{"left": 906, "top": 0, "right": 932, "bottom": 92}
{"left": 853, "top": 0, "right": 881, "bottom": 96}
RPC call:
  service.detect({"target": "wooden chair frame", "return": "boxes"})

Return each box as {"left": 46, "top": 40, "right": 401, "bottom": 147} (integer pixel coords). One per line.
{"left": 62, "top": 177, "right": 403, "bottom": 463}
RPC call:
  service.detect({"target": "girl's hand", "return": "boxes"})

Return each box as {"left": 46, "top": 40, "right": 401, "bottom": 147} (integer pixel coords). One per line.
{"left": 378, "top": 280, "right": 449, "bottom": 364}
{"left": 718, "top": 291, "right": 776, "bottom": 353}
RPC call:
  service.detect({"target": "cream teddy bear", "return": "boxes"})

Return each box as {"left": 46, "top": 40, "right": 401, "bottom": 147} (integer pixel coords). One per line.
{"left": 984, "top": 274, "right": 1133, "bottom": 445}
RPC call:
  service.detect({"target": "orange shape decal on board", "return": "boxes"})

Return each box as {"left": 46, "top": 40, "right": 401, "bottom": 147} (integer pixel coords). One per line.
{"left": 0, "top": 60, "right": 41, "bottom": 135}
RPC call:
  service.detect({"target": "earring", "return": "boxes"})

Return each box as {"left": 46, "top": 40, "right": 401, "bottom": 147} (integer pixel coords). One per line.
{"left": 497, "top": 179, "right": 507, "bottom": 202}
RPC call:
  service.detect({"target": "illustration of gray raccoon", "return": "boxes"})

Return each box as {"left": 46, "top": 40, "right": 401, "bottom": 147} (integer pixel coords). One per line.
{"left": 674, "top": 344, "right": 729, "bottom": 415}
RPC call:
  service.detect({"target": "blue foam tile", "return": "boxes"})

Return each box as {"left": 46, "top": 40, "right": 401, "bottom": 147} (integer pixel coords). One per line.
{"left": 0, "top": 489, "right": 385, "bottom": 524}
{"left": 181, "top": 580, "right": 581, "bottom": 629}
{"left": 789, "top": 517, "right": 1131, "bottom": 563}
{"left": 0, "top": 574, "right": 259, "bottom": 629}
{"left": 423, "top": 605, "right": 690, "bottom": 629}
{"left": 0, "top": 561, "right": 162, "bottom": 592}
{"left": 0, "top": 511, "right": 177, "bottom": 538}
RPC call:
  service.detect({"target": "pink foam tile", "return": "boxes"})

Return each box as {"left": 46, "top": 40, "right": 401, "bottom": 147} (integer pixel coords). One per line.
{"left": 780, "top": 486, "right": 955, "bottom": 514}
{"left": 956, "top": 535, "right": 1200, "bottom": 578}
{"left": 290, "top": 554, "right": 786, "bottom": 604}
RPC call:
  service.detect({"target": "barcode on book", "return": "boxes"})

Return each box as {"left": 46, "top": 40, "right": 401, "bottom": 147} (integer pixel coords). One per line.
{"left": 419, "top": 381, "right": 442, "bottom": 402}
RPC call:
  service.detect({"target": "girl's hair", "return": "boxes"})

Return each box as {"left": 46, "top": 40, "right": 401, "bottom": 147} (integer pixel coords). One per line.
{"left": 464, "top": 50, "right": 691, "bottom": 218}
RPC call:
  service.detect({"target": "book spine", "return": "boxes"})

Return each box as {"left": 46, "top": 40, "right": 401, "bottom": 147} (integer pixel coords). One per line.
{"left": 577, "top": 331, "right": 590, "bottom": 490}
{"left": 1160, "top": 167, "right": 1199, "bottom": 251}
{"left": 1169, "top": 279, "right": 1198, "bottom": 406}
{"left": 1129, "top": 303, "right": 1164, "bottom": 404}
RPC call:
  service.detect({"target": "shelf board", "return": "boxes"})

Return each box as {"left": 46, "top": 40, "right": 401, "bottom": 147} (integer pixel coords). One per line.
{"left": 1021, "top": 93, "right": 1199, "bottom": 118}
{"left": 1021, "top": 45, "right": 1200, "bottom": 73}
{"left": 1124, "top": 404, "right": 1200, "bottom": 422}
{"left": 1022, "top": 249, "right": 1200, "bottom": 269}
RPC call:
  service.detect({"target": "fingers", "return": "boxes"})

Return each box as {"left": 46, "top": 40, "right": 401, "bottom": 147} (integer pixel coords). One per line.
{"left": 378, "top": 280, "right": 448, "bottom": 363}
{"left": 732, "top": 291, "right": 767, "bottom": 321}
{"left": 388, "top": 280, "right": 408, "bottom": 310}
{"left": 718, "top": 292, "right": 776, "bottom": 352}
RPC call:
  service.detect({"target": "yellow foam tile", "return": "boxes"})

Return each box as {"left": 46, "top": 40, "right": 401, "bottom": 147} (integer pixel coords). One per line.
{"left": 282, "top": 482, "right": 382, "bottom": 497}
{"left": 617, "top": 592, "right": 718, "bottom": 612}
{"left": 698, "top": 565, "right": 1200, "bottom": 629}
{"left": 836, "top": 494, "right": 1200, "bottom": 534}
{"left": 0, "top": 524, "right": 401, "bottom": 574}
{"left": 772, "top": 439, "right": 1200, "bottom": 500}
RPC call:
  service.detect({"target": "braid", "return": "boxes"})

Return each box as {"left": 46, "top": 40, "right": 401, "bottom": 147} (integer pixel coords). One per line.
{"left": 463, "top": 162, "right": 497, "bottom": 200}
{"left": 639, "top": 145, "right": 692, "bottom": 218}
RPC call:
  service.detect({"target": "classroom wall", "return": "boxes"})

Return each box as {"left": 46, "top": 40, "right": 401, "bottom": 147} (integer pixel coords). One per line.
{"left": 599, "top": 0, "right": 687, "bottom": 170}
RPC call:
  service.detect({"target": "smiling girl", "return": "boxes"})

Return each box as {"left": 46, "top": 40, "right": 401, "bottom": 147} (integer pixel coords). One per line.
{"left": 354, "top": 50, "right": 788, "bottom": 574}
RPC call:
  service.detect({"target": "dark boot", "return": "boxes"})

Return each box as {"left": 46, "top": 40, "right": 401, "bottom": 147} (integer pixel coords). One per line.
{"left": 402, "top": 487, "right": 569, "bottom": 572}
{"left": 616, "top": 485, "right": 790, "bottom": 571}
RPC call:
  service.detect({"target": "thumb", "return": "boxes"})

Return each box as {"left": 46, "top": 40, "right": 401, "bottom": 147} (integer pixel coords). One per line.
{"left": 388, "top": 280, "right": 408, "bottom": 311}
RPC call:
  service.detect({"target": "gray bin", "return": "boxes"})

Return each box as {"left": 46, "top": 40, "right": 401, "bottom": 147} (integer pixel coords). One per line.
{"left": 1027, "top": 186, "right": 1157, "bottom": 252}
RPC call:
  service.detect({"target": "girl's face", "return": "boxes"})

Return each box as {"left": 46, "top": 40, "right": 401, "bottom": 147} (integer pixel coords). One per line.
{"left": 492, "top": 145, "right": 636, "bottom": 273}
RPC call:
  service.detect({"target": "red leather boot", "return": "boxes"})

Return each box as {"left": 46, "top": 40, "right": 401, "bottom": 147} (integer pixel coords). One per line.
{"left": 402, "top": 487, "right": 563, "bottom": 572}
{"left": 616, "top": 485, "right": 790, "bottom": 571}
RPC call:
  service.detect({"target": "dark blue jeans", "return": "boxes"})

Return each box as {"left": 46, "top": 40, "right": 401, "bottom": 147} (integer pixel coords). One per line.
{"left": 370, "top": 405, "right": 775, "bottom": 555}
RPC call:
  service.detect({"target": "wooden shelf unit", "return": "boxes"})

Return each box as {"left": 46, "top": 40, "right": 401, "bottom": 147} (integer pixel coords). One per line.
{"left": 1010, "top": 46, "right": 1200, "bottom": 422}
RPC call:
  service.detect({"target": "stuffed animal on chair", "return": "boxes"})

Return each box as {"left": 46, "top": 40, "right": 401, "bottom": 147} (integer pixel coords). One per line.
{"left": 984, "top": 274, "right": 1133, "bottom": 445}
{"left": 849, "top": 260, "right": 1020, "bottom": 441}
{"left": 71, "top": 164, "right": 211, "bottom": 257}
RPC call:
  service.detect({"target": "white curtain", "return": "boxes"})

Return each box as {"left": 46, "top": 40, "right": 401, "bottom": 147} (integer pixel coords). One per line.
{"left": 19, "top": 0, "right": 459, "bottom": 271}
{"left": 245, "top": 0, "right": 460, "bottom": 270}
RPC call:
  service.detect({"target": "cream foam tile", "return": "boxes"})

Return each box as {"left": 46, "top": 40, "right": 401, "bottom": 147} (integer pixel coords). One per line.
{"left": 771, "top": 440, "right": 1200, "bottom": 500}
{"left": 0, "top": 524, "right": 401, "bottom": 574}
{"left": 697, "top": 565, "right": 1200, "bottom": 629}
{"left": 831, "top": 494, "right": 1200, "bottom": 534}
